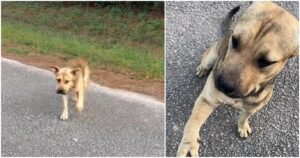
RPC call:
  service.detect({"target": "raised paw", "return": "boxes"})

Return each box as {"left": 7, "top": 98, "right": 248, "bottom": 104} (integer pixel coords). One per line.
{"left": 60, "top": 112, "right": 68, "bottom": 120}
{"left": 238, "top": 122, "right": 252, "bottom": 138}
{"left": 177, "top": 138, "right": 200, "bottom": 157}
{"left": 196, "top": 64, "right": 210, "bottom": 78}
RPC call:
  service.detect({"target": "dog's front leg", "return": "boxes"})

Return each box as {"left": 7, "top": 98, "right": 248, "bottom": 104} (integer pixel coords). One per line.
{"left": 196, "top": 42, "right": 219, "bottom": 78}
{"left": 238, "top": 111, "right": 252, "bottom": 138}
{"left": 75, "top": 90, "right": 84, "bottom": 112}
{"left": 196, "top": 35, "right": 231, "bottom": 78}
{"left": 238, "top": 90, "right": 273, "bottom": 138}
{"left": 60, "top": 95, "right": 69, "bottom": 120}
{"left": 177, "top": 96, "right": 216, "bottom": 157}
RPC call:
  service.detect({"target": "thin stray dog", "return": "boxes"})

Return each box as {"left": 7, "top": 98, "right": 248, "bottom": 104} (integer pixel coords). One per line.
{"left": 50, "top": 58, "right": 90, "bottom": 120}
{"left": 177, "top": 2, "right": 298, "bottom": 157}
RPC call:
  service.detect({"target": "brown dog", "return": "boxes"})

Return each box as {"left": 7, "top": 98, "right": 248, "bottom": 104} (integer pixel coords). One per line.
{"left": 177, "top": 2, "right": 298, "bottom": 157}
{"left": 50, "top": 58, "right": 90, "bottom": 120}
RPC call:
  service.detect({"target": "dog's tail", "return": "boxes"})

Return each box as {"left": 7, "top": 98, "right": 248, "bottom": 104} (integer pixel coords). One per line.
{"left": 221, "top": 5, "right": 240, "bottom": 34}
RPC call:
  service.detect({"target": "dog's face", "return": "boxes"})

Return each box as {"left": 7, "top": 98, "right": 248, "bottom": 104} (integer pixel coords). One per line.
{"left": 50, "top": 66, "right": 79, "bottom": 95}
{"left": 214, "top": 2, "right": 299, "bottom": 98}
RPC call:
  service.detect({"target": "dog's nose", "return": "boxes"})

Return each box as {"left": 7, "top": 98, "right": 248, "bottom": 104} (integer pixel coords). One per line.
{"left": 56, "top": 89, "right": 65, "bottom": 94}
{"left": 216, "top": 75, "right": 235, "bottom": 94}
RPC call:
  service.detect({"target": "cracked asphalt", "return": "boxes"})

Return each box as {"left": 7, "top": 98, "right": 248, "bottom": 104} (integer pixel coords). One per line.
{"left": 166, "top": 1, "right": 299, "bottom": 157}
{"left": 1, "top": 58, "right": 164, "bottom": 157}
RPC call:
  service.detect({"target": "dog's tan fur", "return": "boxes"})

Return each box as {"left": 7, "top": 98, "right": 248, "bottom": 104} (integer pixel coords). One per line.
{"left": 177, "top": 2, "right": 298, "bottom": 157}
{"left": 50, "top": 58, "right": 90, "bottom": 120}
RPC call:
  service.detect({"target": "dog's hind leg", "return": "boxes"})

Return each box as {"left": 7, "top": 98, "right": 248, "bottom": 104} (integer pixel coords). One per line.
{"left": 83, "top": 66, "right": 90, "bottom": 92}
{"left": 60, "top": 95, "right": 69, "bottom": 120}
{"left": 72, "top": 91, "right": 78, "bottom": 103}
{"left": 75, "top": 90, "right": 84, "bottom": 112}
{"left": 196, "top": 41, "right": 221, "bottom": 78}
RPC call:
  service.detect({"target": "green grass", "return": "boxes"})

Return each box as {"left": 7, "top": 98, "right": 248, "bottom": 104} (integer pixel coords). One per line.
{"left": 2, "top": 21, "right": 163, "bottom": 78}
{"left": 2, "top": 2, "right": 164, "bottom": 79}
{"left": 8, "top": 47, "right": 30, "bottom": 55}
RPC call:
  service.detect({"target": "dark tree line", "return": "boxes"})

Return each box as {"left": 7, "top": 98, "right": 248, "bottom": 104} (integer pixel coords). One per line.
{"left": 27, "top": 2, "right": 164, "bottom": 15}
{"left": 61, "top": 1, "right": 164, "bottom": 10}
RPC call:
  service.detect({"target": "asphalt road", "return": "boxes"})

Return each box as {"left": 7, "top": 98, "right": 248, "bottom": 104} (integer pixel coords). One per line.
{"left": 1, "top": 58, "right": 164, "bottom": 157}
{"left": 166, "top": 1, "right": 299, "bottom": 157}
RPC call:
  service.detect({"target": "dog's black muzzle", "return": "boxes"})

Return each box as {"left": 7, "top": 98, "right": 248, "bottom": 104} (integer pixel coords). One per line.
{"left": 56, "top": 89, "right": 66, "bottom": 95}
{"left": 214, "top": 74, "right": 243, "bottom": 98}
{"left": 216, "top": 74, "right": 235, "bottom": 93}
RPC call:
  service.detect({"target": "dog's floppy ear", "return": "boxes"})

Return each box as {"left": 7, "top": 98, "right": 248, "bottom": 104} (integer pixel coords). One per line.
{"left": 71, "top": 68, "right": 80, "bottom": 76}
{"left": 49, "top": 66, "right": 60, "bottom": 73}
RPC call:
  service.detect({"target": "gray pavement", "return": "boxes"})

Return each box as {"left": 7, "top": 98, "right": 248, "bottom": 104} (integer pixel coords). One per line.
{"left": 1, "top": 58, "right": 164, "bottom": 157}
{"left": 166, "top": 1, "right": 299, "bottom": 157}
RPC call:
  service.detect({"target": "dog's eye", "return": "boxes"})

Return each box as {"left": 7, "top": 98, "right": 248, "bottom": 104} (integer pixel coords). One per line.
{"left": 257, "top": 57, "right": 276, "bottom": 68}
{"left": 57, "top": 79, "right": 61, "bottom": 82}
{"left": 65, "top": 80, "right": 69, "bottom": 84}
{"left": 231, "top": 35, "right": 239, "bottom": 49}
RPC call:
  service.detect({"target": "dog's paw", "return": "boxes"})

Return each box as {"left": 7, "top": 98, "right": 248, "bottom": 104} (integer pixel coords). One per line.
{"left": 196, "top": 64, "right": 210, "bottom": 78}
{"left": 238, "top": 122, "right": 252, "bottom": 138}
{"left": 177, "top": 138, "right": 200, "bottom": 157}
{"left": 60, "top": 112, "right": 68, "bottom": 120}
{"left": 76, "top": 106, "right": 84, "bottom": 112}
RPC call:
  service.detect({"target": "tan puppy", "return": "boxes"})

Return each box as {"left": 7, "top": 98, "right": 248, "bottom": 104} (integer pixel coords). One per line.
{"left": 177, "top": 2, "right": 298, "bottom": 157}
{"left": 50, "top": 58, "right": 90, "bottom": 120}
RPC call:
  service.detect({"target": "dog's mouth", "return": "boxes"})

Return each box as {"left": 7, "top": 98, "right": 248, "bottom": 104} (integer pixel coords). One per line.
{"left": 218, "top": 89, "right": 245, "bottom": 98}
{"left": 215, "top": 81, "right": 256, "bottom": 99}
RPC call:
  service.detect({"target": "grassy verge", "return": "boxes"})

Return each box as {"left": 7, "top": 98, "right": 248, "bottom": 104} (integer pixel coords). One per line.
{"left": 2, "top": 21, "right": 163, "bottom": 78}
{"left": 2, "top": 2, "right": 164, "bottom": 79}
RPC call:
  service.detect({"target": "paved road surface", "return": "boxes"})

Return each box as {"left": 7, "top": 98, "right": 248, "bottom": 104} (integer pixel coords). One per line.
{"left": 166, "top": 1, "right": 299, "bottom": 157}
{"left": 1, "top": 58, "right": 164, "bottom": 157}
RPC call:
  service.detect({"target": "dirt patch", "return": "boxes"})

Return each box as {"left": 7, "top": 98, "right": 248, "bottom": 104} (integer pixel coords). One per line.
{"left": 2, "top": 52, "right": 164, "bottom": 102}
